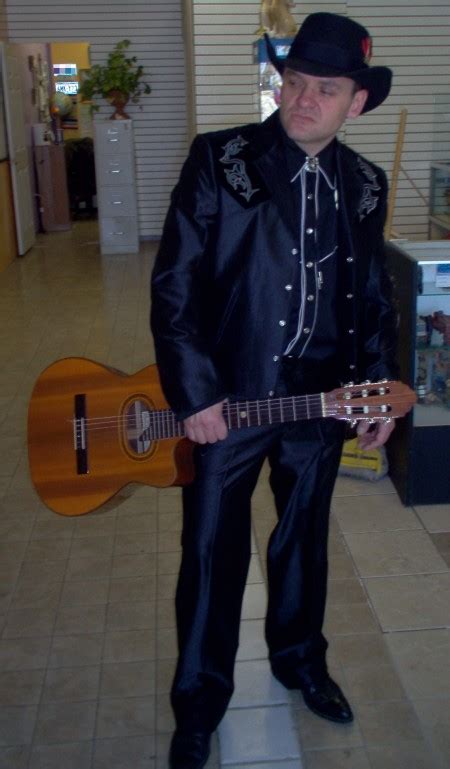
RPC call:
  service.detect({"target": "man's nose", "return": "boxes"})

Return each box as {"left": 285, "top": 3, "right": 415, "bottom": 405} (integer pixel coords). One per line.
{"left": 296, "top": 86, "right": 315, "bottom": 106}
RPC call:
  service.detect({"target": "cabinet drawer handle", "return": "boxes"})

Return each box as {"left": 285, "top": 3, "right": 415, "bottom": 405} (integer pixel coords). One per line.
{"left": 109, "top": 231, "right": 125, "bottom": 236}
{"left": 109, "top": 169, "right": 121, "bottom": 174}
{"left": 108, "top": 138, "right": 119, "bottom": 142}
{"left": 112, "top": 200, "right": 123, "bottom": 205}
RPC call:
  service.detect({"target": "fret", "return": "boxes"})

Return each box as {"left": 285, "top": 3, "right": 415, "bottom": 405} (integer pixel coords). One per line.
{"left": 268, "top": 399, "right": 273, "bottom": 425}
{"left": 246, "top": 401, "right": 251, "bottom": 427}
{"left": 256, "top": 399, "right": 261, "bottom": 426}
{"left": 224, "top": 403, "right": 232, "bottom": 430}
{"left": 306, "top": 396, "right": 310, "bottom": 420}
{"left": 280, "top": 398, "right": 284, "bottom": 423}
{"left": 293, "top": 396, "right": 297, "bottom": 422}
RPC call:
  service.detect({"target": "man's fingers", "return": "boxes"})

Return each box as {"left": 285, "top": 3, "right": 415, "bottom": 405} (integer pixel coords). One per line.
{"left": 184, "top": 401, "right": 228, "bottom": 444}
{"left": 356, "top": 419, "right": 395, "bottom": 450}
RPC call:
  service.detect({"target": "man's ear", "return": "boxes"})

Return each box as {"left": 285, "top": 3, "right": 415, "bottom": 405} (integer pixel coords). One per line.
{"left": 348, "top": 88, "right": 369, "bottom": 118}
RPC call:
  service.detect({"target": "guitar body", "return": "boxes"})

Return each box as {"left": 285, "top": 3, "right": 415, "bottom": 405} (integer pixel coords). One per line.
{"left": 28, "top": 358, "right": 194, "bottom": 516}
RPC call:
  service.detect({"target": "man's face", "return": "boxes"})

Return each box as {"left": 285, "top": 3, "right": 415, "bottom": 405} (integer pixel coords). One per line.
{"left": 279, "top": 68, "right": 368, "bottom": 155}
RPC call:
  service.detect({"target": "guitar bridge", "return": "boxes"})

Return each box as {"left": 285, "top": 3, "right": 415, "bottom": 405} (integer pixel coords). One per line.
{"left": 74, "top": 394, "right": 88, "bottom": 475}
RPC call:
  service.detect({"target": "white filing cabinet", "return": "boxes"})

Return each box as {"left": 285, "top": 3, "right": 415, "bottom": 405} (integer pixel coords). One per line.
{"left": 94, "top": 119, "right": 139, "bottom": 254}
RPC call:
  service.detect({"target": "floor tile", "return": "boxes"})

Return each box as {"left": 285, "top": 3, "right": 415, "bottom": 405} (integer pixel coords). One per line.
{"left": 2, "top": 607, "right": 56, "bottom": 638}
{"left": 93, "top": 735, "right": 156, "bottom": 769}
{"left": 29, "top": 742, "right": 93, "bottom": 769}
{"left": 236, "top": 619, "right": 267, "bottom": 661}
{"left": 413, "top": 504, "right": 450, "bottom": 533}
{"left": 344, "top": 529, "right": 448, "bottom": 577}
{"left": 100, "top": 661, "right": 156, "bottom": 699}
{"left": 0, "top": 670, "right": 44, "bottom": 706}
{"left": 355, "top": 700, "right": 423, "bottom": 745}
{"left": 53, "top": 604, "right": 107, "bottom": 636}
{"left": 0, "top": 637, "right": 51, "bottom": 671}
{"left": 106, "top": 601, "right": 156, "bottom": 632}
{"left": 323, "top": 603, "right": 379, "bottom": 636}
{"left": 413, "top": 698, "right": 450, "bottom": 769}
{"left": 0, "top": 706, "right": 37, "bottom": 745}
{"left": 241, "top": 583, "right": 267, "bottom": 620}
{"left": 95, "top": 696, "right": 155, "bottom": 739}
{"left": 103, "top": 629, "right": 156, "bottom": 663}
{"left": 332, "top": 494, "right": 421, "bottom": 533}
{"left": 33, "top": 700, "right": 96, "bottom": 744}
{"left": 0, "top": 745, "right": 30, "bottom": 769}
{"left": 342, "top": 660, "right": 406, "bottom": 702}
{"left": 303, "top": 747, "right": 370, "bottom": 769}
{"left": 227, "top": 762, "right": 302, "bottom": 769}
{"left": 364, "top": 573, "right": 450, "bottom": 630}
{"left": 48, "top": 634, "right": 104, "bottom": 669}
{"left": 294, "top": 707, "right": 363, "bottom": 750}
{"left": 219, "top": 706, "right": 301, "bottom": 764}
{"left": 229, "top": 659, "right": 289, "bottom": 708}
{"left": 331, "top": 633, "right": 391, "bottom": 668}
{"left": 385, "top": 628, "right": 450, "bottom": 699}
{"left": 42, "top": 665, "right": 100, "bottom": 703}
{"left": 366, "top": 740, "right": 436, "bottom": 769}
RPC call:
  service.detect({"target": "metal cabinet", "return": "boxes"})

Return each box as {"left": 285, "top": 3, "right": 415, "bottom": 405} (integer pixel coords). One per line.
{"left": 94, "top": 119, "right": 139, "bottom": 255}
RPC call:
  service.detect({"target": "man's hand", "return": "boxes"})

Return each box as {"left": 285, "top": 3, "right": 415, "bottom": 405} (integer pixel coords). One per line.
{"left": 356, "top": 419, "right": 395, "bottom": 451}
{"left": 184, "top": 401, "right": 228, "bottom": 444}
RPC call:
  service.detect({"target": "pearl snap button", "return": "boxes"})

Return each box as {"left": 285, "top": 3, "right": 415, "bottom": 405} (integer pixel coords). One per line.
{"left": 279, "top": 320, "right": 286, "bottom": 326}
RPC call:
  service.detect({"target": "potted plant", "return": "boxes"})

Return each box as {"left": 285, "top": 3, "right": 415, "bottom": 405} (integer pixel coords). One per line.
{"left": 79, "top": 39, "right": 151, "bottom": 119}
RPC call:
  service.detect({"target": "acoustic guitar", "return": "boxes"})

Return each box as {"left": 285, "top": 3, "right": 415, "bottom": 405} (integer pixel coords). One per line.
{"left": 28, "top": 357, "right": 416, "bottom": 516}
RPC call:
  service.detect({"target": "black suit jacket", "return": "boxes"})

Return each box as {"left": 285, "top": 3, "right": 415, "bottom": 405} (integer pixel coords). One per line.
{"left": 151, "top": 111, "right": 398, "bottom": 419}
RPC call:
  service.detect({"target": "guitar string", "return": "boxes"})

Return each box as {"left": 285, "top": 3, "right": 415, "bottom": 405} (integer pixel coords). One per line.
{"left": 70, "top": 390, "right": 408, "bottom": 429}
{"left": 71, "top": 396, "right": 408, "bottom": 436}
{"left": 69, "top": 388, "right": 407, "bottom": 429}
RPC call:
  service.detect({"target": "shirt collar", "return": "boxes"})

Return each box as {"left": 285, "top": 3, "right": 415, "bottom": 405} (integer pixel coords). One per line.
{"left": 281, "top": 128, "right": 337, "bottom": 182}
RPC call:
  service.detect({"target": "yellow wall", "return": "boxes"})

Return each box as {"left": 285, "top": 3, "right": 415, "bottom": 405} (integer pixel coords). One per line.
{"left": 0, "top": 161, "right": 17, "bottom": 272}
{"left": 50, "top": 42, "right": 91, "bottom": 138}
{"left": 51, "top": 41, "right": 90, "bottom": 70}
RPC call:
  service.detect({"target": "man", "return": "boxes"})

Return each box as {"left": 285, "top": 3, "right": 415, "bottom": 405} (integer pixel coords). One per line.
{"left": 151, "top": 12, "right": 397, "bottom": 769}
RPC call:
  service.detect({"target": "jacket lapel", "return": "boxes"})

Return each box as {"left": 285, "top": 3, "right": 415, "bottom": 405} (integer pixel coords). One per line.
{"left": 250, "top": 114, "right": 298, "bottom": 241}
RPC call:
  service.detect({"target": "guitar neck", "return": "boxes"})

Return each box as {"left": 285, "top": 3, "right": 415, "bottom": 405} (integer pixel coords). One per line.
{"left": 147, "top": 394, "right": 324, "bottom": 441}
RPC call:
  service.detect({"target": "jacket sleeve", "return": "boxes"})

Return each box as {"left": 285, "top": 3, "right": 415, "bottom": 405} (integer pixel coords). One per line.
{"left": 361, "top": 169, "right": 399, "bottom": 383}
{"left": 150, "top": 134, "right": 228, "bottom": 419}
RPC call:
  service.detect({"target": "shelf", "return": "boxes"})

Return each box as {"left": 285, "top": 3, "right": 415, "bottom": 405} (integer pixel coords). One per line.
{"left": 414, "top": 402, "right": 450, "bottom": 427}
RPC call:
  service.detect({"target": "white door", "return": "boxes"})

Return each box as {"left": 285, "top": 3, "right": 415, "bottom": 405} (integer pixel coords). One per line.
{"left": 0, "top": 42, "right": 35, "bottom": 255}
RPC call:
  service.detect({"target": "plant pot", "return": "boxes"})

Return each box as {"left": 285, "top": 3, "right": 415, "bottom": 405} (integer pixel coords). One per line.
{"left": 107, "top": 90, "right": 130, "bottom": 120}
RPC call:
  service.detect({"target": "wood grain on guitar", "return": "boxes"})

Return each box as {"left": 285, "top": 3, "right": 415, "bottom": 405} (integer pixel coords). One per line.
{"left": 28, "top": 358, "right": 416, "bottom": 517}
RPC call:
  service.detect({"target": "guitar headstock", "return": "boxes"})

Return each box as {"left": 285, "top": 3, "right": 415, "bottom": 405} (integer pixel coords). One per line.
{"left": 325, "top": 380, "right": 417, "bottom": 422}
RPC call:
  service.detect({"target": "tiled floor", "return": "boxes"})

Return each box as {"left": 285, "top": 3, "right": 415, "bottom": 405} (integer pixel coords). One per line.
{"left": 0, "top": 221, "right": 449, "bottom": 769}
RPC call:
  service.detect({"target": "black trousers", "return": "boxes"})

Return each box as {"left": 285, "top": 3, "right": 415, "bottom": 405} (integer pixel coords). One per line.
{"left": 170, "top": 371, "right": 345, "bottom": 732}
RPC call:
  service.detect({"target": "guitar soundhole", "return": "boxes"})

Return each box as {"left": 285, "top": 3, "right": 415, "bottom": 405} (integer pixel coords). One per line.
{"left": 122, "top": 397, "right": 154, "bottom": 459}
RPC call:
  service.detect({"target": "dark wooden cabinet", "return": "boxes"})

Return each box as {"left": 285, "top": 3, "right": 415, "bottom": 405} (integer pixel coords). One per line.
{"left": 386, "top": 240, "right": 450, "bottom": 505}
{"left": 34, "top": 144, "right": 71, "bottom": 232}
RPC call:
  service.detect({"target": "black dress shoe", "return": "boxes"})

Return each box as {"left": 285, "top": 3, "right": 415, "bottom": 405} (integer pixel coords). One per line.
{"left": 300, "top": 674, "right": 353, "bottom": 724}
{"left": 169, "top": 728, "right": 211, "bottom": 769}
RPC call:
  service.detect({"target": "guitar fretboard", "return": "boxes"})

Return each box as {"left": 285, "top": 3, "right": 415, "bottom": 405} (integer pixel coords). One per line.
{"left": 141, "top": 394, "right": 325, "bottom": 441}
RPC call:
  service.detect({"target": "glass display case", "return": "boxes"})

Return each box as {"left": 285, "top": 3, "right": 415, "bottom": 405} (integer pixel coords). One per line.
{"left": 386, "top": 240, "right": 450, "bottom": 504}
{"left": 253, "top": 37, "right": 292, "bottom": 121}
{"left": 429, "top": 162, "right": 450, "bottom": 238}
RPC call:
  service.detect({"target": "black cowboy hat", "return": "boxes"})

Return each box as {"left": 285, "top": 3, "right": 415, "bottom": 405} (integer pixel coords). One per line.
{"left": 265, "top": 12, "right": 392, "bottom": 113}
